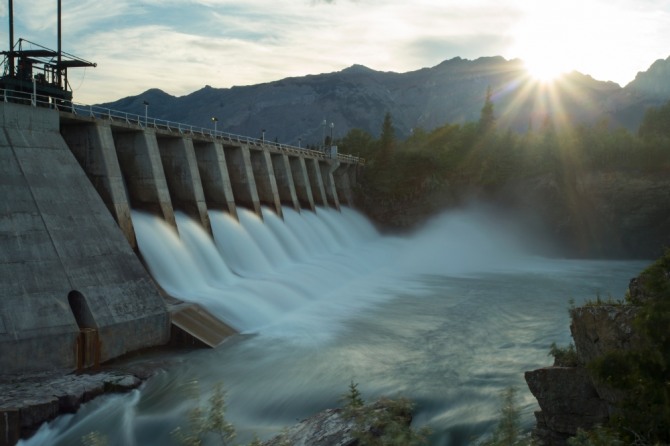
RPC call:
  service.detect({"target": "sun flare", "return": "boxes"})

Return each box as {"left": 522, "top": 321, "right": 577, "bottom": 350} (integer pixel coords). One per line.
{"left": 510, "top": 1, "right": 618, "bottom": 83}
{"left": 523, "top": 58, "right": 567, "bottom": 82}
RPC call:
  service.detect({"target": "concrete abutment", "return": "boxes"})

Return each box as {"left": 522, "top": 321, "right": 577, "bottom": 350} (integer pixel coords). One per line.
{"left": 1, "top": 102, "right": 170, "bottom": 376}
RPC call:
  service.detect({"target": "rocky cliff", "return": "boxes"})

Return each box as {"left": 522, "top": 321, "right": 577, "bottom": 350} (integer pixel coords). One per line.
{"left": 524, "top": 255, "right": 669, "bottom": 445}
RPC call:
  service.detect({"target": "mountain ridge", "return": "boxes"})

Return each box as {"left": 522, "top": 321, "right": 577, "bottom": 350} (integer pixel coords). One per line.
{"left": 99, "top": 55, "right": 670, "bottom": 146}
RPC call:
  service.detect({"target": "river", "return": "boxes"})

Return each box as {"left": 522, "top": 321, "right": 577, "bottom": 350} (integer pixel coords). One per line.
{"left": 21, "top": 205, "right": 646, "bottom": 445}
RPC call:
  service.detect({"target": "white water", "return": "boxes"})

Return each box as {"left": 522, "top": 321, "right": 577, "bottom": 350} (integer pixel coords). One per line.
{"left": 20, "top": 205, "right": 647, "bottom": 445}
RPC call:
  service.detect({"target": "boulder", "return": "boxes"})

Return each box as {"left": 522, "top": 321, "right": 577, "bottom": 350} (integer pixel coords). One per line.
{"left": 525, "top": 366, "right": 608, "bottom": 445}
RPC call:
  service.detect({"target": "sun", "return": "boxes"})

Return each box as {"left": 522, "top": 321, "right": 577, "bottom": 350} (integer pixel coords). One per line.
{"left": 510, "top": 2, "right": 591, "bottom": 82}
{"left": 523, "top": 57, "right": 568, "bottom": 82}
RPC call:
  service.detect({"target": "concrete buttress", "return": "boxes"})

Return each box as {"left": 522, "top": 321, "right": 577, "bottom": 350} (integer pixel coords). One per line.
{"left": 111, "top": 128, "right": 177, "bottom": 231}
{"left": 271, "top": 153, "right": 300, "bottom": 212}
{"left": 306, "top": 158, "right": 328, "bottom": 207}
{"left": 250, "top": 148, "right": 283, "bottom": 218}
{"left": 60, "top": 119, "right": 137, "bottom": 249}
{"left": 0, "top": 102, "right": 170, "bottom": 375}
{"left": 223, "top": 144, "right": 261, "bottom": 217}
{"left": 156, "top": 135, "right": 212, "bottom": 234}
{"left": 333, "top": 163, "right": 354, "bottom": 206}
{"left": 192, "top": 140, "right": 238, "bottom": 220}
{"left": 289, "top": 155, "right": 315, "bottom": 211}
{"left": 319, "top": 159, "right": 341, "bottom": 211}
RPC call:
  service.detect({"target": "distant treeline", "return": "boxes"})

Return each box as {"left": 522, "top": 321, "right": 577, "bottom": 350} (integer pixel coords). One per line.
{"left": 340, "top": 94, "right": 670, "bottom": 212}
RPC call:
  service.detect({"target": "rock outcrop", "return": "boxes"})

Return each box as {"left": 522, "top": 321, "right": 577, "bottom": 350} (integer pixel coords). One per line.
{"left": 524, "top": 256, "right": 669, "bottom": 445}
{"left": 524, "top": 303, "right": 641, "bottom": 445}
{"left": 261, "top": 400, "right": 413, "bottom": 446}
{"left": 525, "top": 367, "right": 608, "bottom": 445}
{"left": 0, "top": 370, "right": 146, "bottom": 446}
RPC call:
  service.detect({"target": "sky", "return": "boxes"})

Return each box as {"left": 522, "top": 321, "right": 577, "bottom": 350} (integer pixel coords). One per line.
{"left": 1, "top": 0, "right": 669, "bottom": 105}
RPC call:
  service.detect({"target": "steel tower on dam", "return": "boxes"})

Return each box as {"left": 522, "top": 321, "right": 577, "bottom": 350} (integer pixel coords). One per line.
{"left": 0, "top": 97, "right": 363, "bottom": 376}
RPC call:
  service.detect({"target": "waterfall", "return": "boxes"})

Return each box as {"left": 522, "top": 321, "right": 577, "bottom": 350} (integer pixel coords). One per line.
{"left": 131, "top": 206, "right": 385, "bottom": 332}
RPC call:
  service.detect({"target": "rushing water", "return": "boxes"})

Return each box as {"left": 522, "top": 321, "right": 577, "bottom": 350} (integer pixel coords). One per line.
{"left": 21, "top": 206, "right": 647, "bottom": 446}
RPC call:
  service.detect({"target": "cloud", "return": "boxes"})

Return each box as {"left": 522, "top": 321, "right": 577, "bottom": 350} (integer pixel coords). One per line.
{"left": 3, "top": 0, "right": 667, "bottom": 103}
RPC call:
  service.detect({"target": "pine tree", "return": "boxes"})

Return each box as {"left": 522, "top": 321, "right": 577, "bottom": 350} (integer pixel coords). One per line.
{"left": 478, "top": 86, "right": 496, "bottom": 134}
{"left": 379, "top": 112, "right": 396, "bottom": 163}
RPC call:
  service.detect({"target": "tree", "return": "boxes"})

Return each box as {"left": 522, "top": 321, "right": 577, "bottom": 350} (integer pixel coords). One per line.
{"left": 339, "top": 128, "right": 376, "bottom": 162}
{"left": 477, "top": 86, "right": 496, "bottom": 134}
{"left": 379, "top": 111, "right": 396, "bottom": 163}
{"left": 638, "top": 99, "right": 670, "bottom": 139}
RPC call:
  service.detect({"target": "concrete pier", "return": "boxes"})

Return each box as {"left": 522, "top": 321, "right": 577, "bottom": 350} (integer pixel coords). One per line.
{"left": 289, "top": 156, "right": 315, "bottom": 211}
{"left": 192, "top": 140, "right": 238, "bottom": 220}
{"left": 223, "top": 144, "right": 262, "bottom": 217}
{"left": 156, "top": 134, "right": 211, "bottom": 234}
{"left": 271, "top": 153, "right": 300, "bottom": 212}
{"left": 250, "top": 149, "right": 283, "bottom": 218}
{"left": 112, "top": 128, "right": 177, "bottom": 230}
{"left": 319, "top": 160, "right": 341, "bottom": 211}
{"left": 306, "top": 158, "right": 328, "bottom": 207}
{"left": 333, "top": 163, "right": 355, "bottom": 206}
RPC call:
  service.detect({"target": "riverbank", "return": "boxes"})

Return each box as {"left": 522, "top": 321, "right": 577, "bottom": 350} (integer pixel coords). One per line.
{"left": 0, "top": 344, "right": 194, "bottom": 446}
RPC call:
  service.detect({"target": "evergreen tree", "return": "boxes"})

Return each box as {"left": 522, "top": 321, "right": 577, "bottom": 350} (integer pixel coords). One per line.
{"left": 638, "top": 99, "right": 670, "bottom": 139}
{"left": 477, "top": 86, "right": 496, "bottom": 134}
{"left": 379, "top": 112, "right": 396, "bottom": 163}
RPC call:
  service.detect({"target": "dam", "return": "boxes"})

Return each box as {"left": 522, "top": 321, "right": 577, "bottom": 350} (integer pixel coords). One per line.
{"left": 0, "top": 97, "right": 362, "bottom": 376}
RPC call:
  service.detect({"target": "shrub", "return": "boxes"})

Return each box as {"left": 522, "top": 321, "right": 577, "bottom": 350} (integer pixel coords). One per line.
{"left": 171, "top": 381, "right": 236, "bottom": 446}
{"left": 548, "top": 342, "right": 580, "bottom": 367}
{"left": 479, "top": 387, "right": 532, "bottom": 446}
{"left": 341, "top": 381, "right": 430, "bottom": 446}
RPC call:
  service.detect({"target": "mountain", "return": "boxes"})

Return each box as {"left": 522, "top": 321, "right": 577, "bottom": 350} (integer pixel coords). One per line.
{"left": 99, "top": 56, "right": 670, "bottom": 146}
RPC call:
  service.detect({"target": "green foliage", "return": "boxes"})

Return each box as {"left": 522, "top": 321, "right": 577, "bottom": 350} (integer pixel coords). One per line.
{"left": 379, "top": 111, "right": 397, "bottom": 164}
{"left": 341, "top": 380, "right": 365, "bottom": 412}
{"left": 636, "top": 248, "right": 670, "bottom": 300}
{"left": 582, "top": 292, "right": 626, "bottom": 307}
{"left": 548, "top": 342, "right": 580, "bottom": 367}
{"left": 479, "top": 387, "right": 532, "bottom": 446}
{"left": 639, "top": 99, "right": 670, "bottom": 140}
{"left": 353, "top": 87, "right": 670, "bottom": 224}
{"left": 478, "top": 86, "right": 496, "bottom": 135}
{"left": 340, "top": 381, "right": 430, "bottom": 446}
{"left": 567, "top": 425, "right": 625, "bottom": 446}
{"left": 587, "top": 252, "right": 670, "bottom": 444}
{"left": 171, "top": 381, "right": 237, "bottom": 446}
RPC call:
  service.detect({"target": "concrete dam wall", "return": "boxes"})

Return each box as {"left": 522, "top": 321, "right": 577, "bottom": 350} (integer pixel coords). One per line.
{"left": 0, "top": 101, "right": 359, "bottom": 375}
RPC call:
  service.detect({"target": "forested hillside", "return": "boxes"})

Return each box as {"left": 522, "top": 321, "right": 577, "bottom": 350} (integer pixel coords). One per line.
{"left": 344, "top": 97, "right": 670, "bottom": 259}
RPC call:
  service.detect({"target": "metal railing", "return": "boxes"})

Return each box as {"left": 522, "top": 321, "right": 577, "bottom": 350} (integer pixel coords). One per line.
{"left": 0, "top": 87, "right": 364, "bottom": 165}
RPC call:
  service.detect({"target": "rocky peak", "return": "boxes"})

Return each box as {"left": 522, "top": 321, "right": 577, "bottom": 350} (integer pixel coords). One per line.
{"left": 625, "top": 55, "right": 670, "bottom": 98}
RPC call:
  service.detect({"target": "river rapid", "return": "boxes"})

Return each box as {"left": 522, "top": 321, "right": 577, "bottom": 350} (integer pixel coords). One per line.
{"left": 21, "top": 206, "right": 647, "bottom": 446}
